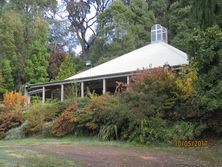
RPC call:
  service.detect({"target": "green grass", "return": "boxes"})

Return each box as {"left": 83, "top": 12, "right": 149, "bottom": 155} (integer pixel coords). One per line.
{"left": 0, "top": 136, "right": 147, "bottom": 148}
{"left": 0, "top": 148, "right": 81, "bottom": 167}
{"left": 0, "top": 136, "right": 221, "bottom": 167}
{"left": 0, "top": 147, "right": 80, "bottom": 167}
{"left": 0, "top": 136, "right": 87, "bottom": 167}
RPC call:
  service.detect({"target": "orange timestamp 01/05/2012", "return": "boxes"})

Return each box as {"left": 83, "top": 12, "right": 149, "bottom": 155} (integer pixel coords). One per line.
{"left": 175, "top": 140, "right": 208, "bottom": 147}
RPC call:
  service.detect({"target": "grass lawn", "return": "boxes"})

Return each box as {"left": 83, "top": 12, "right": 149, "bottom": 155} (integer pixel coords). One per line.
{"left": 0, "top": 136, "right": 221, "bottom": 167}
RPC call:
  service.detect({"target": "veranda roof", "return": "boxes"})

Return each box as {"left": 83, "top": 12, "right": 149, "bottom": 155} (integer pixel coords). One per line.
{"left": 67, "top": 42, "right": 188, "bottom": 80}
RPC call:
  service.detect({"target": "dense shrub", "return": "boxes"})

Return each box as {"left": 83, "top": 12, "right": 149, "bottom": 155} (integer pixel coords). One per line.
{"left": 126, "top": 117, "right": 169, "bottom": 144}
{"left": 49, "top": 68, "right": 199, "bottom": 143}
{"left": 98, "top": 97, "right": 134, "bottom": 140}
{"left": 190, "top": 26, "right": 222, "bottom": 137}
{"left": 80, "top": 94, "right": 117, "bottom": 133}
{"left": 52, "top": 102, "right": 78, "bottom": 137}
{"left": 53, "top": 94, "right": 131, "bottom": 138}
{"left": 54, "top": 99, "right": 74, "bottom": 116}
{"left": 0, "top": 111, "right": 23, "bottom": 138}
{"left": 23, "top": 103, "right": 59, "bottom": 135}
{"left": 170, "top": 121, "right": 195, "bottom": 141}
{"left": 123, "top": 68, "right": 178, "bottom": 119}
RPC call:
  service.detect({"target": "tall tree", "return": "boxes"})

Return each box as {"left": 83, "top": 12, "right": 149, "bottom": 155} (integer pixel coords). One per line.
{"left": 1, "top": 59, "right": 14, "bottom": 90}
{"left": 63, "top": 0, "right": 111, "bottom": 60}
{"left": 47, "top": 46, "right": 66, "bottom": 81}
{"left": 56, "top": 55, "right": 76, "bottom": 80}
{"left": 168, "top": 0, "right": 193, "bottom": 54}
{"left": 0, "top": 10, "right": 25, "bottom": 89}
{"left": 10, "top": 0, "right": 57, "bottom": 14}
{"left": 192, "top": 0, "right": 222, "bottom": 28}
{"left": 147, "top": 0, "right": 169, "bottom": 25}
{"left": 190, "top": 26, "right": 222, "bottom": 136}
{"left": 0, "top": 0, "right": 6, "bottom": 14}
{"left": 25, "top": 17, "right": 50, "bottom": 84}
{"left": 0, "top": 70, "right": 6, "bottom": 97}
{"left": 88, "top": 0, "right": 155, "bottom": 64}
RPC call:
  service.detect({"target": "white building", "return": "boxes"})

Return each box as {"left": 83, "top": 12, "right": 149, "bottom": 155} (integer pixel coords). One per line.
{"left": 25, "top": 24, "right": 188, "bottom": 103}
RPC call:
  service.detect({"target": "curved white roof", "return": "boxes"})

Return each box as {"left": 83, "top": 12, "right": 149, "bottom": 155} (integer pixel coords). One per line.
{"left": 67, "top": 42, "right": 188, "bottom": 80}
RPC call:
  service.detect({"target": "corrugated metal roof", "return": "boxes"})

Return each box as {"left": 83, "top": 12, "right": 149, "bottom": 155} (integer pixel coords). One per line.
{"left": 67, "top": 42, "right": 188, "bottom": 80}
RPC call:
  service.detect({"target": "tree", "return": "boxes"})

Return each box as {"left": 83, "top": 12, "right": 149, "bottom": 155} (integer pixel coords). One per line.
{"left": 191, "top": 0, "right": 222, "bottom": 29}
{"left": 25, "top": 17, "right": 50, "bottom": 84}
{"left": 168, "top": 0, "right": 193, "bottom": 54}
{"left": 56, "top": 55, "right": 76, "bottom": 80}
{"left": 1, "top": 59, "right": 14, "bottom": 90}
{"left": 147, "top": 0, "right": 169, "bottom": 26}
{"left": 0, "top": 0, "right": 6, "bottom": 14}
{"left": 88, "top": 0, "right": 155, "bottom": 64}
{"left": 10, "top": 0, "right": 57, "bottom": 15}
{"left": 191, "top": 26, "right": 222, "bottom": 136}
{"left": 0, "top": 10, "right": 25, "bottom": 89}
{"left": 0, "top": 70, "right": 6, "bottom": 97}
{"left": 63, "top": 0, "right": 111, "bottom": 60}
{"left": 47, "top": 46, "right": 66, "bottom": 81}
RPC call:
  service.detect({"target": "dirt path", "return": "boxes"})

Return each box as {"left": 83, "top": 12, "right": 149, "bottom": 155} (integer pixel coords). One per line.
{"left": 15, "top": 144, "right": 211, "bottom": 167}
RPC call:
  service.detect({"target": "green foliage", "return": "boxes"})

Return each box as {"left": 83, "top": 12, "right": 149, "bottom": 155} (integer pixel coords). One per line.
{"left": 25, "top": 16, "right": 50, "bottom": 84}
{"left": 147, "top": 0, "right": 168, "bottom": 25}
{"left": 10, "top": 0, "right": 57, "bottom": 16}
{"left": 192, "top": 0, "right": 222, "bottom": 28}
{"left": 129, "top": 117, "right": 171, "bottom": 144}
{"left": 98, "top": 125, "right": 118, "bottom": 141}
{"left": 190, "top": 26, "right": 222, "bottom": 137}
{"left": 1, "top": 59, "right": 14, "bottom": 90}
{"left": 79, "top": 94, "right": 118, "bottom": 133}
{"left": 0, "top": 72, "right": 5, "bottom": 93}
{"left": 170, "top": 121, "right": 195, "bottom": 141}
{"left": 97, "top": 96, "right": 134, "bottom": 140}
{"left": 56, "top": 55, "right": 76, "bottom": 80}
{"left": 0, "top": 10, "right": 26, "bottom": 89}
{"left": 88, "top": 0, "right": 155, "bottom": 64}
{"left": 168, "top": 0, "right": 193, "bottom": 54}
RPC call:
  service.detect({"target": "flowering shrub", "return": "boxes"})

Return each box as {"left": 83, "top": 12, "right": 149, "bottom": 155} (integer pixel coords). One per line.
{"left": 3, "top": 91, "right": 28, "bottom": 112}
{"left": 52, "top": 102, "right": 78, "bottom": 137}
{"left": 176, "top": 66, "right": 197, "bottom": 98}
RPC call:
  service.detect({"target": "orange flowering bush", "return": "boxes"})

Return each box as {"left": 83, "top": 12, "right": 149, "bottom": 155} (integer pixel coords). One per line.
{"left": 3, "top": 91, "right": 28, "bottom": 112}
{"left": 52, "top": 102, "right": 78, "bottom": 137}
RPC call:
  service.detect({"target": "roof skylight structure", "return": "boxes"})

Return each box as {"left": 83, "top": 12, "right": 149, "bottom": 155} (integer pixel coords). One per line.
{"left": 151, "top": 24, "right": 168, "bottom": 43}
